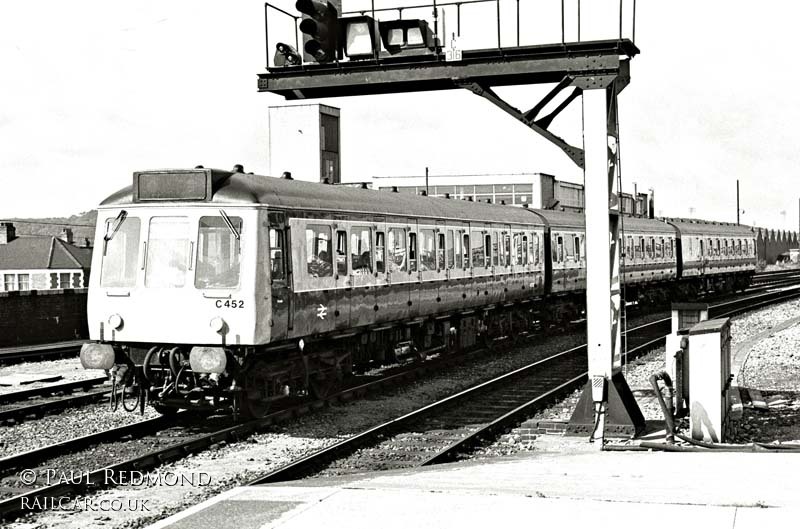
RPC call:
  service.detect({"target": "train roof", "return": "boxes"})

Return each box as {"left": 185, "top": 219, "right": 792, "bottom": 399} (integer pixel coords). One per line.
{"left": 666, "top": 218, "right": 755, "bottom": 237}
{"left": 621, "top": 216, "right": 677, "bottom": 235}
{"left": 534, "top": 209, "right": 678, "bottom": 235}
{"left": 101, "top": 169, "right": 550, "bottom": 226}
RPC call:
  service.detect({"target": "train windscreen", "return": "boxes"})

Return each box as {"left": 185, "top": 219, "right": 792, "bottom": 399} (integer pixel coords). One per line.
{"left": 100, "top": 216, "right": 140, "bottom": 288}
{"left": 195, "top": 216, "right": 242, "bottom": 288}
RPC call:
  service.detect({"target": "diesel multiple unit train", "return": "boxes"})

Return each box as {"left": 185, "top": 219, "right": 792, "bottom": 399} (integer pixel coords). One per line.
{"left": 80, "top": 167, "right": 757, "bottom": 416}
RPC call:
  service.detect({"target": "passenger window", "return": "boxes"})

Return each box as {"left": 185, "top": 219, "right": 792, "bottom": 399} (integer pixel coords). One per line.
{"left": 492, "top": 233, "right": 499, "bottom": 266}
{"left": 375, "top": 231, "right": 386, "bottom": 273}
{"left": 269, "top": 228, "right": 285, "bottom": 281}
{"left": 436, "top": 232, "right": 446, "bottom": 270}
{"left": 484, "top": 234, "right": 492, "bottom": 267}
{"left": 504, "top": 234, "right": 511, "bottom": 265}
{"left": 351, "top": 226, "right": 372, "bottom": 274}
{"left": 471, "top": 230, "right": 484, "bottom": 268}
{"left": 522, "top": 235, "right": 529, "bottom": 265}
{"left": 533, "top": 233, "right": 540, "bottom": 265}
{"left": 409, "top": 232, "right": 418, "bottom": 272}
{"left": 336, "top": 230, "right": 348, "bottom": 275}
{"left": 656, "top": 238, "right": 663, "bottom": 259}
{"left": 387, "top": 228, "right": 407, "bottom": 273}
{"left": 573, "top": 236, "right": 581, "bottom": 262}
{"left": 454, "top": 230, "right": 463, "bottom": 269}
{"left": 462, "top": 232, "right": 470, "bottom": 267}
{"left": 305, "top": 224, "right": 332, "bottom": 278}
{"left": 420, "top": 229, "right": 436, "bottom": 271}
{"left": 556, "top": 236, "right": 564, "bottom": 263}
{"left": 446, "top": 230, "right": 455, "bottom": 268}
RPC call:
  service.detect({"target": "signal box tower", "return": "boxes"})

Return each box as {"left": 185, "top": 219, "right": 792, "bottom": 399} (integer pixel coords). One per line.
{"left": 268, "top": 104, "right": 341, "bottom": 184}
{"left": 259, "top": 0, "right": 644, "bottom": 443}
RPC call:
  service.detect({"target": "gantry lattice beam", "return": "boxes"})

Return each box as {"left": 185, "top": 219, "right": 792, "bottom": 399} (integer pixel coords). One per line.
{"left": 258, "top": 39, "right": 638, "bottom": 100}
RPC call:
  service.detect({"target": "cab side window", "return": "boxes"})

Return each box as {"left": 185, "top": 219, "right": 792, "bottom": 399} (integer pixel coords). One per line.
{"left": 269, "top": 228, "right": 285, "bottom": 281}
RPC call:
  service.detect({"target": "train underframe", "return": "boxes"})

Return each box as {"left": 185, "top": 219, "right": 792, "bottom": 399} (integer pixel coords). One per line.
{"left": 106, "top": 271, "right": 753, "bottom": 418}
{"left": 105, "top": 295, "right": 578, "bottom": 418}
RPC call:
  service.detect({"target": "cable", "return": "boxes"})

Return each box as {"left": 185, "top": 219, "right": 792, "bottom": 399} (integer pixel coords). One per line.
{"left": 613, "top": 81, "right": 630, "bottom": 374}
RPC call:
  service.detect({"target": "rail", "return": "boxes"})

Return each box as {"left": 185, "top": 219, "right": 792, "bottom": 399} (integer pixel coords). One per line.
{"left": 264, "top": 0, "right": 637, "bottom": 69}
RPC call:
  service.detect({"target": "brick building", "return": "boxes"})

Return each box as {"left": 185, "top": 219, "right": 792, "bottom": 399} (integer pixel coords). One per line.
{"left": 0, "top": 222, "right": 92, "bottom": 292}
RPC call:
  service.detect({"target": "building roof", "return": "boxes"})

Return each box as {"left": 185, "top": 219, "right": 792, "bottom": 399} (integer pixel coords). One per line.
{"left": 0, "top": 236, "right": 92, "bottom": 271}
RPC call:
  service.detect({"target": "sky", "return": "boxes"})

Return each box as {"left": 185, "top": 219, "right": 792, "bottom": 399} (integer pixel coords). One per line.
{"left": 1, "top": 1, "right": 798, "bottom": 232}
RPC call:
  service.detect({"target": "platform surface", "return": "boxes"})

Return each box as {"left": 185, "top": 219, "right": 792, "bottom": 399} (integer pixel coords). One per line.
{"left": 149, "top": 435, "right": 800, "bottom": 529}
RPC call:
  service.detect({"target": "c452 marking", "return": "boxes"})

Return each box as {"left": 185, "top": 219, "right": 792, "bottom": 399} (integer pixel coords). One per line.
{"left": 215, "top": 299, "right": 244, "bottom": 309}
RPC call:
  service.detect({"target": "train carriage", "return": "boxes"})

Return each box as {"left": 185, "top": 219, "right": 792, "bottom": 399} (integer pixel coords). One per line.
{"left": 81, "top": 167, "right": 758, "bottom": 417}
{"left": 83, "top": 168, "right": 554, "bottom": 416}
{"left": 667, "top": 219, "right": 756, "bottom": 293}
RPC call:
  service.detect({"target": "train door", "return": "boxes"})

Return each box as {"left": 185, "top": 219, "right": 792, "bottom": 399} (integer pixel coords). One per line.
{"left": 417, "top": 221, "right": 440, "bottom": 314}
{"left": 349, "top": 223, "right": 374, "bottom": 326}
{"left": 333, "top": 222, "right": 351, "bottom": 330}
{"left": 268, "top": 213, "right": 291, "bottom": 339}
{"left": 407, "top": 219, "right": 421, "bottom": 317}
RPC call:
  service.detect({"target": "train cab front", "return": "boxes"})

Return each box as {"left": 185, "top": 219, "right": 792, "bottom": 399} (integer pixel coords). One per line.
{"left": 81, "top": 168, "right": 271, "bottom": 415}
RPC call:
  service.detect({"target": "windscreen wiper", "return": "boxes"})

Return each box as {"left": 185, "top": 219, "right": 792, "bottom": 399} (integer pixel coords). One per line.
{"left": 219, "top": 209, "right": 240, "bottom": 241}
{"left": 104, "top": 210, "right": 127, "bottom": 242}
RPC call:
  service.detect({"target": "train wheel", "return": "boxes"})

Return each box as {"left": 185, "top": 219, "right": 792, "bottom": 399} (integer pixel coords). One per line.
{"left": 241, "top": 395, "right": 271, "bottom": 419}
{"left": 241, "top": 359, "right": 273, "bottom": 419}
{"left": 309, "top": 362, "right": 343, "bottom": 400}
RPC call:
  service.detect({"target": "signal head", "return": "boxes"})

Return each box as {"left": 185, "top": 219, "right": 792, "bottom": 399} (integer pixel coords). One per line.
{"left": 296, "top": 0, "right": 339, "bottom": 64}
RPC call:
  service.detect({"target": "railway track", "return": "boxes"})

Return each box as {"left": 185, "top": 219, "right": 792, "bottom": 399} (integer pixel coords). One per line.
{"left": 0, "top": 344, "right": 525, "bottom": 521}
{"left": 0, "top": 376, "right": 107, "bottom": 406}
{"left": 249, "top": 284, "right": 800, "bottom": 484}
{"left": 751, "top": 268, "right": 800, "bottom": 289}
{"left": 0, "top": 377, "right": 109, "bottom": 425}
{"left": 0, "top": 340, "right": 84, "bottom": 365}
{"left": 2, "top": 284, "right": 799, "bottom": 521}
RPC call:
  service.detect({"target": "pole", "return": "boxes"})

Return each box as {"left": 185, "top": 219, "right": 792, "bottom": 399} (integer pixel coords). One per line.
{"left": 425, "top": 167, "right": 429, "bottom": 196}
{"left": 567, "top": 82, "right": 644, "bottom": 443}
{"left": 736, "top": 180, "right": 740, "bottom": 225}
{"left": 583, "top": 88, "right": 614, "bottom": 444}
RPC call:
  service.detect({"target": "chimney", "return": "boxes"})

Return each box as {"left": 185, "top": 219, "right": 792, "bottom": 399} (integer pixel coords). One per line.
{"left": 60, "top": 228, "right": 73, "bottom": 244}
{"left": 0, "top": 222, "right": 15, "bottom": 244}
{"left": 83, "top": 237, "right": 93, "bottom": 248}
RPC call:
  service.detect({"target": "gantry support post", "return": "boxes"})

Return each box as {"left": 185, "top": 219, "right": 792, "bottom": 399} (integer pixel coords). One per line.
{"left": 566, "top": 78, "right": 644, "bottom": 442}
